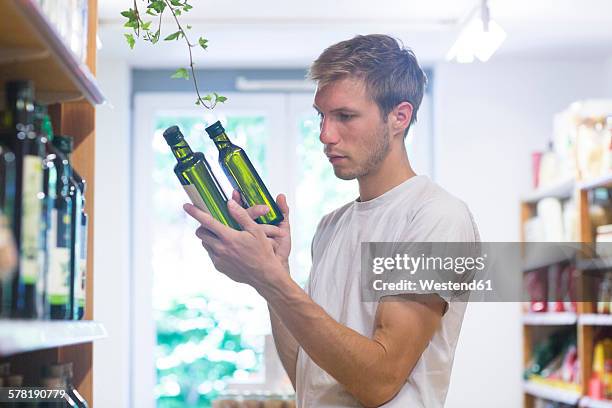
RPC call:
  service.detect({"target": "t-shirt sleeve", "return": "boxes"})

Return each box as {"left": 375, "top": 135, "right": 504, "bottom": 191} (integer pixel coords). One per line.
{"left": 376, "top": 198, "right": 480, "bottom": 306}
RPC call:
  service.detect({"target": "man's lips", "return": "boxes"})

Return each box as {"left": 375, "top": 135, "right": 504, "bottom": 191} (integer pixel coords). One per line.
{"left": 327, "top": 154, "right": 347, "bottom": 164}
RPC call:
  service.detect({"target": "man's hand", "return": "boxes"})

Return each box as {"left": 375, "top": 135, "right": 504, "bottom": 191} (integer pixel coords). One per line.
{"left": 232, "top": 190, "right": 292, "bottom": 269}
{"left": 183, "top": 194, "right": 289, "bottom": 289}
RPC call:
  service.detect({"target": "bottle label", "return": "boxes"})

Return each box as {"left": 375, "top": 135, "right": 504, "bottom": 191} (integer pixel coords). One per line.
{"left": 75, "top": 219, "right": 87, "bottom": 305}
{"left": 47, "top": 209, "right": 70, "bottom": 305}
{"left": 183, "top": 184, "right": 212, "bottom": 215}
{"left": 20, "top": 155, "right": 43, "bottom": 284}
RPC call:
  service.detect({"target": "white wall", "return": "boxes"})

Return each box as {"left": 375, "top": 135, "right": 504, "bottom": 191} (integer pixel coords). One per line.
{"left": 435, "top": 59, "right": 609, "bottom": 408}
{"left": 93, "top": 57, "right": 131, "bottom": 408}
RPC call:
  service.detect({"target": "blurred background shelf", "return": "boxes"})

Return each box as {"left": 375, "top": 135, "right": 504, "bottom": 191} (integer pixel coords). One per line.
{"left": 581, "top": 397, "right": 612, "bottom": 408}
{"left": 578, "top": 173, "right": 612, "bottom": 191}
{"left": 523, "top": 313, "right": 578, "bottom": 326}
{"left": 0, "top": 320, "right": 106, "bottom": 356}
{"left": 577, "top": 257, "right": 612, "bottom": 272}
{"left": 523, "top": 380, "right": 581, "bottom": 405}
{"left": 578, "top": 314, "right": 612, "bottom": 326}
{"left": 0, "top": 0, "right": 105, "bottom": 104}
{"left": 522, "top": 179, "right": 575, "bottom": 204}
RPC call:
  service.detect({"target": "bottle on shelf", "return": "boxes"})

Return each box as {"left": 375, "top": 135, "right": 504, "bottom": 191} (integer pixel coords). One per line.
{"left": 205, "top": 121, "right": 283, "bottom": 226}
{"left": 72, "top": 170, "right": 86, "bottom": 320}
{"left": 52, "top": 136, "right": 86, "bottom": 320}
{"left": 42, "top": 122, "right": 73, "bottom": 320}
{"left": 597, "top": 272, "right": 612, "bottom": 314}
{"left": 43, "top": 362, "right": 89, "bottom": 408}
{"left": 0, "top": 119, "right": 17, "bottom": 317}
{"left": 163, "top": 125, "right": 240, "bottom": 229}
{"left": 1, "top": 80, "right": 46, "bottom": 319}
{"left": 40, "top": 376, "right": 78, "bottom": 407}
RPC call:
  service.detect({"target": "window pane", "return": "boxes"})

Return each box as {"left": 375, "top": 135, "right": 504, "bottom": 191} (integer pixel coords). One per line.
{"left": 152, "top": 114, "right": 270, "bottom": 408}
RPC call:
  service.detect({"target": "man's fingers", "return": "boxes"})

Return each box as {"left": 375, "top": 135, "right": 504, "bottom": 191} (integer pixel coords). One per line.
{"left": 183, "top": 203, "right": 231, "bottom": 240}
{"left": 246, "top": 204, "right": 270, "bottom": 220}
{"left": 232, "top": 190, "right": 244, "bottom": 206}
{"left": 260, "top": 225, "right": 284, "bottom": 238}
{"left": 227, "top": 199, "right": 259, "bottom": 232}
{"left": 195, "top": 226, "right": 223, "bottom": 249}
{"left": 276, "top": 194, "right": 290, "bottom": 220}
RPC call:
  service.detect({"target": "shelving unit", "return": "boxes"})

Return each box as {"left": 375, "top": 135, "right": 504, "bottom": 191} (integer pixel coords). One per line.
{"left": 0, "top": 0, "right": 103, "bottom": 404}
{"left": 521, "top": 171, "right": 612, "bottom": 407}
{"left": 523, "top": 312, "right": 578, "bottom": 326}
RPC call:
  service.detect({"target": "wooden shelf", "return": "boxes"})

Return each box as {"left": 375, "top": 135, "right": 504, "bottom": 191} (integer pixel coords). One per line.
{"left": 523, "top": 312, "right": 577, "bottom": 326}
{"left": 578, "top": 173, "right": 612, "bottom": 191}
{"left": 522, "top": 179, "right": 575, "bottom": 204}
{"left": 578, "top": 314, "right": 612, "bottom": 326}
{"left": 0, "top": 0, "right": 105, "bottom": 104}
{"left": 577, "top": 257, "right": 612, "bottom": 271}
{"left": 523, "top": 380, "right": 581, "bottom": 405}
{"left": 0, "top": 320, "right": 106, "bottom": 356}
{"left": 581, "top": 397, "right": 612, "bottom": 408}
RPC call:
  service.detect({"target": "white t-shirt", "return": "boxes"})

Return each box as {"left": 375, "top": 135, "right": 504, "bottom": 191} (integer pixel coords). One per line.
{"left": 295, "top": 175, "right": 480, "bottom": 407}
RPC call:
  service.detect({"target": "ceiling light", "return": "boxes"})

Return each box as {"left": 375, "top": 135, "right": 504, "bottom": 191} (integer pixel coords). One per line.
{"left": 446, "top": 0, "right": 506, "bottom": 63}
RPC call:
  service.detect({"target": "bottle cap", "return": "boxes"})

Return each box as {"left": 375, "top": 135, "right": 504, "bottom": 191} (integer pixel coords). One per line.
{"left": 163, "top": 125, "right": 184, "bottom": 145}
{"left": 53, "top": 135, "right": 74, "bottom": 154}
{"left": 205, "top": 121, "right": 225, "bottom": 139}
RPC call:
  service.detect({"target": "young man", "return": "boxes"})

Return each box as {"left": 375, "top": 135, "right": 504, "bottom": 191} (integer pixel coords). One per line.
{"left": 184, "top": 34, "right": 479, "bottom": 407}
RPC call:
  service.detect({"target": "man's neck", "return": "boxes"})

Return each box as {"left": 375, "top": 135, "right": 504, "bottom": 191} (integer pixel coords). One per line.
{"left": 357, "top": 146, "right": 416, "bottom": 202}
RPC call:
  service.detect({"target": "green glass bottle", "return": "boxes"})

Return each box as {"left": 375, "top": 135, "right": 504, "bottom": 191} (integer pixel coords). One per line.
{"left": 2, "top": 80, "right": 45, "bottom": 319}
{"left": 0, "top": 112, "right": 17, "bottom": 318}
{"left": 53, "top": 135, "right": 84, "bottom": 320}
{"left": 163, "top": 126, "right": 240, "bottom": 230}
{"left": 45, "top": 131, "right": 73, "bottom": 320}
{"left": 205, "top": 121, "right": 283, "bottom": 225}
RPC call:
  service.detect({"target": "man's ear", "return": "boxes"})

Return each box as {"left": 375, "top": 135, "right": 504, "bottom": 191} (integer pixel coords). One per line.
{"left": 390, "top": 102, "right": 414, "bottom": 136}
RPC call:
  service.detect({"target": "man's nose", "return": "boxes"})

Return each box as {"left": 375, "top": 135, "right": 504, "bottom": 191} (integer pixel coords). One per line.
{"left": 319, "top": 117, "right": 339, "bottom": 145}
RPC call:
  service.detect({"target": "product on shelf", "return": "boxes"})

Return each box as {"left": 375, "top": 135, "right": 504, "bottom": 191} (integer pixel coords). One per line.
{"left": 533, "top": 398, "right": 576, "bottom": 408}
{"left": 40, "top": 376, "right": 78, "bottom": 407}
{"left": 0, "top": 81, "right": 89, "bottom": 321}
{"left": 597, "top": 273, "right": 612, "bottom": 314}
{"left": 524, "top": 263, "right": 577, "bottom": 313}
{"left": 36, "top": 0, "right": 89, "bottom": 63}
{"left": 523, "top": 198, "right": 578, "bottom": 243}
{"left": 524, "top": 329, "right": 577, "bottom": 381}
{"left": 0, "top": 80, "right": 46, "bottom": 319}
{"left": 53, "top": 136, "right": 87, "bottom": 320}
{"left": 589, "top": 338, "right": 612, "bottom": 400}
{"left": 205, "top": 121, "right": 284, "bottom": 226}
{"left": 590, "top": 188, "right": 612, "bottom": 243}
{"left": 551, "top": 100, "right": 612, "bottom": 182}
{"left": 43, "top": 124, "right": 73, "bottom": 320}
{"left": 43, "top": 362, "right": 89, "bottom": 407}
{"left": 163, "top": 125, "right": 241, "bottom": 229}
{"left": 596, "top": 224, "right": 612, "bottom": 258}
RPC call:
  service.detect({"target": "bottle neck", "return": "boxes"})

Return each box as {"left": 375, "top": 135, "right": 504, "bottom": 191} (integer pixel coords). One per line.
{"left": 170, "top": 138, "right": 193, "bottom": 161}
{"left": 212, "top": 132, "right": 231, "bottom": 150}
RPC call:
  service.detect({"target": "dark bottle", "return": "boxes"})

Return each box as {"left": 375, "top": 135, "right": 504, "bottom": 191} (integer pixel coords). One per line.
{"left": 0, "top": 116, "right": 17, "bottom": 317}
{"left": 46, "top": 131, "right": 73, "bottom": 320}
{"left": 40, "top": 376, "right": 78, "bottom": 407}
{"left": 52, "top": 136, "right": 83, "bottom": 320}
{"left": 34, "top": 104, "right": 57, "bottom": 319}
{"left": 72, "top": 171, "right": 86, "bottom": 320}
{"left": 205, "top": 121, "right": 283, "bottom": 225}
{"left": 44, "top": 363, "right": 88, "bottom": 408}
{"left": 2, "top": 80, "right": 45, "bottom": 318}
{"left": 163, "top": 125, "right": 240, "bottom": 229}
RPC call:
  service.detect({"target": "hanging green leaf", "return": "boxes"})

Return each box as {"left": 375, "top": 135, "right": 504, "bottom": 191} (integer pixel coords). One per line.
{"left": 171, "top": 68, "right": 190, "bottom": 80}
{"left": 198, "top": 37, "right": 208, "bottom": 50}
{"left": 124, "top": 33, "right": 135, "bottom": 49}
{"left": 165, "top": 31, "right": 182, "bottom": 41}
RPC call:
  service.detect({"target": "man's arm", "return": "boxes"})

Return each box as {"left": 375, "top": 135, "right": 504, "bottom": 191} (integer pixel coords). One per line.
{"left": 268, "top": 305, "right": 299, "bottom": 388}
{"left": 261, "top": 272, "right": 445, "bottom": 407}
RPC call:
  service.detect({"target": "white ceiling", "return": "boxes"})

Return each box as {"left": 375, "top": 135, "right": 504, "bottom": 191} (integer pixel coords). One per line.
{"left": 97, "top": 0, "right": 612, "bottom": 67}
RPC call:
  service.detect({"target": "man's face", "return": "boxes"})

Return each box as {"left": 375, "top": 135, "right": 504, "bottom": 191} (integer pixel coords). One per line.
{"left": 313, "top": 77, "right": 391, "bottom": 180}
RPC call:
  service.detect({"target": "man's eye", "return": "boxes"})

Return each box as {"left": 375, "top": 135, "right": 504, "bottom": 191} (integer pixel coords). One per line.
{"left": 338, "top": 113, "right": 354, "bottom": 121}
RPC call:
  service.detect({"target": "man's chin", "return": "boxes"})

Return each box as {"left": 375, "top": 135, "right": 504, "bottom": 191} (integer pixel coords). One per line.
{"left": 333, "top": 167, "right": 358, "bottom": 180}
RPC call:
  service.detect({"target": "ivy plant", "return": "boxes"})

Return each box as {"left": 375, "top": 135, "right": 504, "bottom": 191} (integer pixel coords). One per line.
{"left": 121, "top": 0, "right": 227, "bottom": 109}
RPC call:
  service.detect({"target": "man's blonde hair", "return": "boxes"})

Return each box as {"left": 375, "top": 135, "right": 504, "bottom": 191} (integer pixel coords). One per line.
{"left": 308, "top": 34, "right": 427, "bottom": 134}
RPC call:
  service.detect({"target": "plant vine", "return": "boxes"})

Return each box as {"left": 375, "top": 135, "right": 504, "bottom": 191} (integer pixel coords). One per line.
{"left": 121, "top": 0, "right": 227, "bottom": 109}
